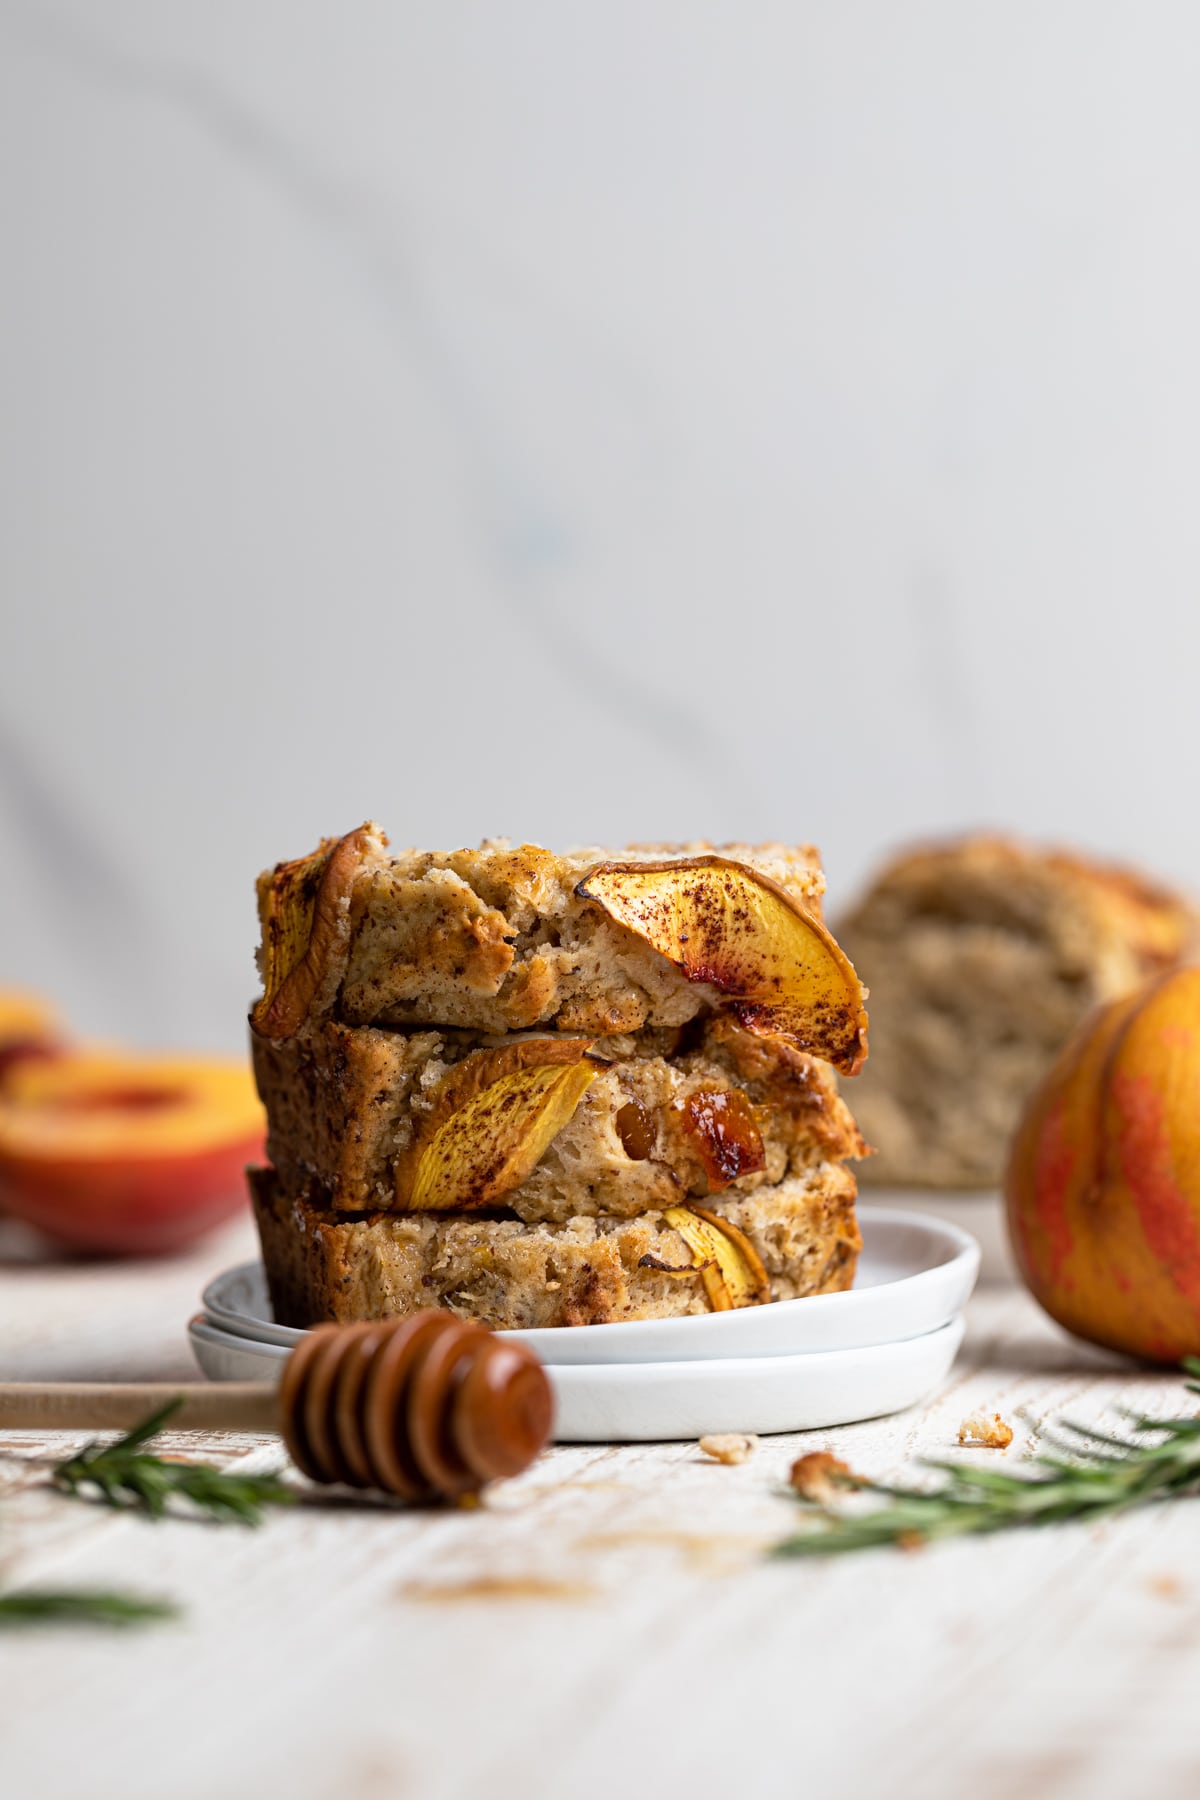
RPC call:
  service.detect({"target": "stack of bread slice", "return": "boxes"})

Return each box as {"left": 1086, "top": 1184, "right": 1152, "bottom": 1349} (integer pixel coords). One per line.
{"left": 249, "top": 824, "right": 871, "bottom": 1330}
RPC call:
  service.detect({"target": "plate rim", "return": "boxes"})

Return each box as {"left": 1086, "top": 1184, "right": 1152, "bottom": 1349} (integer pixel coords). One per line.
{"left": 188, "top": 1309, "right": 965, "bottom": 1377}
{"left": 534, "top": 1313, "right": 965, "bottom": 1383}
{"left": 188, "top": 1310, "right": 967, "bottom": 1436}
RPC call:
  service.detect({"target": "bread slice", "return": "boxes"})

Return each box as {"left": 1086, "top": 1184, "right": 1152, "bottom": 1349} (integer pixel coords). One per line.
{"left": 254, "top": 826, "right": 827, "bottom": 1040}
{"left": 836, "top": 835, "right": 1197, "bottom": 1188}
{"left": 251, "top": 1161, "right": 861, "bottom": 1330}
{"left": 252, "top": 1016, "right": 866, "bottom": 1224}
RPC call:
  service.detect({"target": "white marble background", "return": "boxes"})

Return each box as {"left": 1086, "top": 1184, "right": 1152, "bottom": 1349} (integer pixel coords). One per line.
{"left": 2, "top": 3, "right": 1199, "bottom": 1049}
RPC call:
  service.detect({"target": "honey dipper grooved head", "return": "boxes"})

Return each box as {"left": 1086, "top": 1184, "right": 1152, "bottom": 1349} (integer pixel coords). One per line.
{"left": 277, "top": 1312, "right": 554, "bottom": 1502}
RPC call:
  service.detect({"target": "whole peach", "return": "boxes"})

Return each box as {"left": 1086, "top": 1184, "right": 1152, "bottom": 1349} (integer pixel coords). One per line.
{"left": 1006, "top": 966, "right": 1200, "bottom": 1360}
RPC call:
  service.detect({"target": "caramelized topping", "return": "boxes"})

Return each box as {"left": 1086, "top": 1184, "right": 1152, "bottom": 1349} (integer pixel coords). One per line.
{"left": 679, "top": 1086, "right": 766, "bottom": 1191}
{"left": 615, "top": 1098, "right": 656, "bottom": 1161}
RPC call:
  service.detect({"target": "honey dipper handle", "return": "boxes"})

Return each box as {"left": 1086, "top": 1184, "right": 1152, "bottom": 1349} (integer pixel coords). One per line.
{"left": 0, "top": 1383, "right": 280, "bottom": 1433}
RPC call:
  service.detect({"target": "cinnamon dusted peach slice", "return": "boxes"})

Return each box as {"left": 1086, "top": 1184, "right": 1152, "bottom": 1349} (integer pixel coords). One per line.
{"left": 397, "top": 1040, "right": 606, "bottom": 1211}
{"left": 253, "top": 823, "right": 385, "bottom": 1039}
{"left": 576, "top": 858, "right": 868, "bottom": 1073}
{"left": 0, "top": 1050, "right": 265, "bottom": 1255}
{"left": 661, "top": 1204, "right": 772, "bottom": 1310}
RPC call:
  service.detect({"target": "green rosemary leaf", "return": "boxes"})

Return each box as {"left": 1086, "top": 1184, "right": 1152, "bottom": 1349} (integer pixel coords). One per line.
{"left": 0, "top": 1589, "right": 177, "bottom": 1628}
{"left": 774, "top": 1365, "right": 1200, "bottom": 1558}
{"left": 107, "top": 1397, "right": 187, "bottom": 1451}
{"left": 52, "top": 1402, "right": 294, "bottom": 1526}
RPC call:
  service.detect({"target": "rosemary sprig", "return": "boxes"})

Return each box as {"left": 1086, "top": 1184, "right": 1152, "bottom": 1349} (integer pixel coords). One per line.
{"left": 52, "top": 1399, "right": 294, "bottom": 1525}
{"left": 0, "top": 1589, "right": 177, "bottom": 1628}
{"left": 775, "top": 1360, "right": 1200, "bottom": 1557}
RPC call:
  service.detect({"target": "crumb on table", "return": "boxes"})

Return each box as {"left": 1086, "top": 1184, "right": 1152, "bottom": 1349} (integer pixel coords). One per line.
{"left": 698, "top": 1433, "right": 758, "bottom": 1465}
{"left": 957, "top": 1410, "right": 1014, "bottom": 1450}
{"left": 789, "top": 1450, "right": 856, "bottom": 1501}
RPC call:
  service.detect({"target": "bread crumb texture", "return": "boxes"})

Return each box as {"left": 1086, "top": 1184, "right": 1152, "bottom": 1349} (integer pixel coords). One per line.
{"left": 250, "top": 1163, "right": 860, "bottom": 1330}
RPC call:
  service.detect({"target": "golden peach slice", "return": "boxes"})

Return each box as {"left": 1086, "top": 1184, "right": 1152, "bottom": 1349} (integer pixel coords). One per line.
{"left": 662, "top": 1204, "right": 772, "bottom": 1310}
{"left": 576, "top": 858, "right": 868, "bottom": 1073}
{"left": 398, "top": 1040, "right": 604, "bottom": 1212}
{"left": 253, "top": 824, "right": 382, "bottom": 1040}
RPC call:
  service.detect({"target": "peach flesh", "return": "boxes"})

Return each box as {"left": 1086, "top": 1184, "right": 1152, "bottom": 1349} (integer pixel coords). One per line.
{"left": 0, "top": 1051, "right": 265, "bottom": 1256}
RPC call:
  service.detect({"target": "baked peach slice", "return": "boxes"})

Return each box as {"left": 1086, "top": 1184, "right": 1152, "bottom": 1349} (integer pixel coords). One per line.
{"left": 659, "top": 1204, "right": 772, "bottom": 1310}
{"left": 253, "top": 823, "right": 385, "bottom": 1040}
{"left": 0, "top": 1050, "right": 265, "bottom": 1255}
{"left": 396, "top": 1039, "right": 606, "bottom": 1211}
{"left": 576, "top": 858, "right": 868, "bottom": 1073}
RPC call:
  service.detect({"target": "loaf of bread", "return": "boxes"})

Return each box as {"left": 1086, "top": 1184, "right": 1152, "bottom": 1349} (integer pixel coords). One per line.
{"left": 255, "top": 826, "right": 828, "bottom": 1041}
{"left": 836, "top": 835, "right": 1196, "bottom": 1188}
{"left": 252, "top": 1016, "right": 865, "bottom": 1224}
{"left": 251, "top": 1162, "right": 861, "bottom": 1330}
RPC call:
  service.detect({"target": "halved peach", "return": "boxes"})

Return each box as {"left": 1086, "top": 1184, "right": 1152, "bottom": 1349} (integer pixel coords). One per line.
{"left": 253, "top": 823, "right": 384, "bottom": 1040}
{"left": 0, "top": 1050, "right": 265, "bottom": 1255}
{"left": 397, "top": 1039, "right": 605, "bottom": 1211}
{"left": 576, "top": 858, "right": 868, "bottom": 1073}
{"left": 0, "top": 990, "right": 62, "bottom": 1082}
{"left": 661, "top": 1203, "right": 772, "bottom": 1309}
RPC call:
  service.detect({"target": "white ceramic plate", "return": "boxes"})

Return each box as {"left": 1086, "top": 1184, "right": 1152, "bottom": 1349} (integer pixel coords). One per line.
{"left": 864, "top": 1189, "right": 1015, "bottom": 1284}
{"left": 200, "top": 1205, "right": 979, "bottom": 1365}
{"left": 188, "top": 1312, "right": 966, "bottom": 1440}
{"left": 189, "top": 1315, "right": 287, "bottom": 1381}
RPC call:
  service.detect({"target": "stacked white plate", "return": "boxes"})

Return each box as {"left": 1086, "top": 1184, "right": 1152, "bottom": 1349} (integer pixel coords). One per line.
{"left": 864, "top": 1188, "right": 1017, "bottom": 1282}
{"left": 190, "top": 1205, "right": 979, "bottom": 1442}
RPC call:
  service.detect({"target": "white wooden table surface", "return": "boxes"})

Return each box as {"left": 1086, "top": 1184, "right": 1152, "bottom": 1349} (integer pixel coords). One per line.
{"left": 2, "top": 1210, "right": 1199, "bottom": 1800}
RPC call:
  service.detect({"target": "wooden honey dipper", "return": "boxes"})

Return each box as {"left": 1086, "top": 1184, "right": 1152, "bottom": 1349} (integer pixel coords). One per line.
{"left": 0, "top": 1312, "right": 555, "bottom": 1503}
